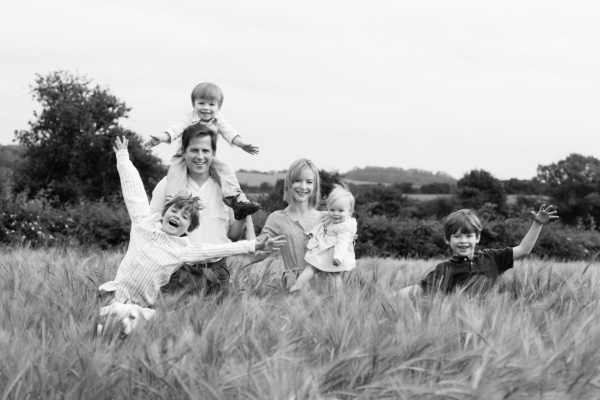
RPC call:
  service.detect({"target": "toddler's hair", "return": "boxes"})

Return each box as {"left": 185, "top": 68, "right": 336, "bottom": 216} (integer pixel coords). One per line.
{"left": 191, "top": 82, "right": 224, "bottom": 108}
{"left": 327, "top": 183, "right": 355, "bottom": 211}
{"left": 283, "top": 158, "right": 321, "bottom": 208}
{"left": 443, "top": 209, "right": 482, "bottom": 241}
{"left": 161, "top": 195, "right": 202, "bottom": 233}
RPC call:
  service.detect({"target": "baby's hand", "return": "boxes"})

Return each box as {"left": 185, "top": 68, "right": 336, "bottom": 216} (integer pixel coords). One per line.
{"left": 241, "top": 143, "right": 260, "bottom": 155}
{"left": 256, "top": 235, "right": 286, "bottom": 252}
{"left": 531, "top": 204, "right": 559, "bottom": 225}
{"left": 113, "top": 136, "right": 129, "bottom": 153}
{"left": 333, "top": 258, "right": 341, "bottom": 266}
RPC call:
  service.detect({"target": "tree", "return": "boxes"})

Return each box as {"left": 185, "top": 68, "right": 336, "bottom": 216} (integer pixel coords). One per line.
{"left": 14, "top": 71, "right": 166, "bottom": 203}
{"left": 537, "top": 154, "right": 600, "bottom": 227}
{"left": 457, "top": 169, "right": 507, "bottom": 213}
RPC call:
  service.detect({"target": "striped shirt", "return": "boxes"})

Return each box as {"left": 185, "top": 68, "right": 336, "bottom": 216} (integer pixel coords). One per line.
{"left": 99, "top": 149, "right": 255, "bottom": 307}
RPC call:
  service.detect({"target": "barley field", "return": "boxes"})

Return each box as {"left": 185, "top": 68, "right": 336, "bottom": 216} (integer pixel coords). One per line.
{"left": 1, "top": 246, "right": 600, "bottom": 399}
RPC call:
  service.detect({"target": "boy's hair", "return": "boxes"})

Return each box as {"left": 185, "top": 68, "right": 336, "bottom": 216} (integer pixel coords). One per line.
{"left": 161, "top": 195, "right": 202, "bottom": 233}
{"left": 191, "top": 82, "right": 224, "bottom": 108}
{"left": 443, "top": 209, "right": 482, "bottom": 241}
{"left": 327, "top": 183, "right": 355, "bottom": 211}
{"left": 283, "top": 158, "right": 321, "bottom": 208}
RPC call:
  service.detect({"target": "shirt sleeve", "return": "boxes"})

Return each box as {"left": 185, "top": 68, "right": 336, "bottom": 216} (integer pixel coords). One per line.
{"left": 116, "top": 149, "right": 151, "bottom": 224}
{"left": 483, "top": 247, "right": 514, "bottom": 274}
{"left": 257, "top": 212, "right": 282, "bottom": 241}
{"left": 149, "top": 177, "right": 168, "bottom": 214}
{"left": 181, "top": 240, "right": 256, "bottom": 263}
{"left": 165, "top": 111, "right": 195, "bottom": 143}
{"left": 215, "top": 113, "right": 239, "bottom": 146}
{"left": 420, "top": 262, "right": 453, "bottom": 294}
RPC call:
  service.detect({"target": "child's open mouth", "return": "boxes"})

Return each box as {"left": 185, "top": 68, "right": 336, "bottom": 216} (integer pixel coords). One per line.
{"left": 168, "top": 219, "right": 179, "bottom": 228}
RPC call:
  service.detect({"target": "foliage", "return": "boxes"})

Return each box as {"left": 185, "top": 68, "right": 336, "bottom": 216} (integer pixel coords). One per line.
{"left": 2, "top": 248, "right": 600, "bottom": 398}
{"left": 537, "top": 153, "right": 600, "bottom": 229}
{"left": 457, "top": 169, "right": 507, "bottom": 213}
{"left": 13, "top": 71, "right": 166, "bottom": 204}
{"left": 0, "top": 176, "right": 129, "bottom": 249}
{"left": 420, "top": 182, "right": 453, "bottom": 194}
{"left": 503, "top": 177, "right": 547, "bottom": 195}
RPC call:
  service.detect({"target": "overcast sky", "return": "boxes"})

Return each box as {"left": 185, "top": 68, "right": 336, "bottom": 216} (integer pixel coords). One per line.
{"left": 2, "top": 0, "right": 599, "bottom": 180}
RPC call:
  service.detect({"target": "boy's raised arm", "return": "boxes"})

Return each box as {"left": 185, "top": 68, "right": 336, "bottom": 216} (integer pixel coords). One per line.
{"left": 114, "top": 136, "right": 152, "bottom": 224}
{"left": 512, "top": 204, "right": 559, "bottom": 260}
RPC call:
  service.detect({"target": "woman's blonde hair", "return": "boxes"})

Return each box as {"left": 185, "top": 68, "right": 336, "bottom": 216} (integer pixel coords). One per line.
{"left": 283, "top": 158, "right": 321, "bottom": 208}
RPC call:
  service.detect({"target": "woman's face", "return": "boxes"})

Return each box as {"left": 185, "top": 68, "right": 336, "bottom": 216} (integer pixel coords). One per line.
{"left": 183, "top": 134, "right": 214, "bottom": 178}
{"left": 290, "top": 168, "right": 315, "bottom": 204}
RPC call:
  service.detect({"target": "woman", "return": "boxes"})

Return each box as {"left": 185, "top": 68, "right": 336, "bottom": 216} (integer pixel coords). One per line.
{"left": 256, "top": 158, "right": 324, "bottom": 286}
{"left": 150, "top": 123, "right": 255, "bottom": 297}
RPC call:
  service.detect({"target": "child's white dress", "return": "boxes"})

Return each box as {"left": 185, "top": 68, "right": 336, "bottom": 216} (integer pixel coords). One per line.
{"left": 304, "top": 218, "right": 357, "bottom": 272}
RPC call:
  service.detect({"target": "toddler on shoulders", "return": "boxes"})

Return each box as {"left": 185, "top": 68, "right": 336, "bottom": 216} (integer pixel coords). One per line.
{"left": 145, "top": 82, "right": 260, "bottom": 220}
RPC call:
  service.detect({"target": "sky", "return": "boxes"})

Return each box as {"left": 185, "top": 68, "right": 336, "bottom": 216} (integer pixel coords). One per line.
{"left": 1, "top": 0, "right": 599, "bottom": 180}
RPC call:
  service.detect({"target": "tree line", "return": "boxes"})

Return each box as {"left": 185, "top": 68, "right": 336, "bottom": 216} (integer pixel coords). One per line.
{"left": 2, "top": 71, "right": 600, "bottom": 257}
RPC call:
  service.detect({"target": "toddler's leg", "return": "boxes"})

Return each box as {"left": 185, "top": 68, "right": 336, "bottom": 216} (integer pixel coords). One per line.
{"left": 213, "top": 157, "right": 261, "bottom": 220}
{"left": 212, "top": 157, "right": 247, "bottom": 200}
{"left": 290, "top": 265, "right": 316, "bottom": 293}
{"left": 166, "top": 156, "right": 188, "bottom": 198}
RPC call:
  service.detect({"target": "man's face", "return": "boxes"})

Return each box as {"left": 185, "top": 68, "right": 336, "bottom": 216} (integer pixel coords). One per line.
{"left": 183, "top": 134, "right": 214, "bottom": 179}
{"left": 193, "top": 98, "right": 220, "bottom": 121}
{"left": 161, "top": 204, "right": 192, "bottom": 236}
{"left": 446, "top": 229, "right": 480, "bottom": 259}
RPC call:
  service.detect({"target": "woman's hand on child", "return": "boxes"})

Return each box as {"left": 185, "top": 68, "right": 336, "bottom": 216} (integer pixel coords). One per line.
{"left": 333, "top": 258, "right": 341, "bottom": 266}
{"left": 113, "top": 136, "right": 129, "bottom": 153}
{"left": 256, "top": 235, "right": 286, "bottom": 252}
{"left": 531, "top": 204, "right": 559, "bottom": 225}
{"left": 241, "top": 143, "right": 260, "bottom": 155}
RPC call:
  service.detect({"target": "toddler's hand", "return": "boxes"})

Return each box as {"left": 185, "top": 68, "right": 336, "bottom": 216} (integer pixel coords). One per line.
{"left": 143, "top": 135, "right": 162, "bottom": 150}
{"left": 113, "top": 136, "right": 129, "bottom": 153}
{"left": 531, "top": 204, "right": 559, "bottom": 225}
{"left": 241, "top": 143, "right": 260, "bottom": 155}
{"left": 256, "top": 235, "right": 286, "bottom": 252}
{"left": 333, "top": 258, "right": 341, "bottom": 266}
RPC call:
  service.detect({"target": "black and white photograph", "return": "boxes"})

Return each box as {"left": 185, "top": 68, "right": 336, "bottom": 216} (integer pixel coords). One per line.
{"left": 1, "top": 0, "right": 600, "bottom": 398}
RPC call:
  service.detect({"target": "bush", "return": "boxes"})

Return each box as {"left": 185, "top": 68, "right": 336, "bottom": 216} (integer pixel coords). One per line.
{"left": 0, "top": 179, "right": 130, "bottom": 249}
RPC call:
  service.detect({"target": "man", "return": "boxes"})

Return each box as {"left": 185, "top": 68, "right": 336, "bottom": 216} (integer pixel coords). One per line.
{"left": 150, "top": 123, "right": 256, "bottom": 298}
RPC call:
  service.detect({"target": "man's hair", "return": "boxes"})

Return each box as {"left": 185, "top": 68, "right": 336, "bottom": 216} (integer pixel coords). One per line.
{"left": 327, "top": 183, "right": 355, "bottom": 211}
{"left": 191, "top": 82, "right": 224, "bottom": 108}
{"left": 283, "top": 158, "right": 321, "bottom": 208}
{"left": 161, "top": 194, "right": 202, "bottom": 233}
{"left": 443, "top": 209, "right": 482, "bottom": 241}
{"left": 180, "top": 123, "right": 218, "bottom": 154}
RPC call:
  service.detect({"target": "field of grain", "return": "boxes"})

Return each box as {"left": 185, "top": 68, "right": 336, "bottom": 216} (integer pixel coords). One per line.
{"left": 2, "top": 246, "right": 600, "bottom": 399}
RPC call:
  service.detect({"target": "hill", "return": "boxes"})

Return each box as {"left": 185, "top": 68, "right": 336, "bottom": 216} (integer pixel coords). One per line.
{"left": 345, "top": 166, "right": 456, "bottom": 187}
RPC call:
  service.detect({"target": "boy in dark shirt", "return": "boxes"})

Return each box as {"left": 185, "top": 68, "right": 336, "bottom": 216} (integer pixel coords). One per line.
{"left": 396, "top": 205, "right": 558, "bottom": 298}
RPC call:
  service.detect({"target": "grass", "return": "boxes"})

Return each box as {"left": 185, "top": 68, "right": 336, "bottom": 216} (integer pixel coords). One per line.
{"left": 1, "top": 246, "right": 600, "bottom": 399}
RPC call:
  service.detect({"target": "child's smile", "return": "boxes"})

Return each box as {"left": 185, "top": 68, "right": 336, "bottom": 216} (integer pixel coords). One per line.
{"left": 447, "top": 230, "right": 480, "bottom": 258}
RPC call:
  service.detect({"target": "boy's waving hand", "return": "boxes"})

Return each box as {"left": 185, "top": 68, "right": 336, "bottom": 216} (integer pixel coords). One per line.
{"left": 531, "top": 204, "right": 559, "bottom": 225}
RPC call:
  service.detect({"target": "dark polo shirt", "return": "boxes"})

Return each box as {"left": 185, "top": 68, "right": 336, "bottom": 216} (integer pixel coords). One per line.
{"left": 420, "top": 248, "right": 514, "bottom": 294}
